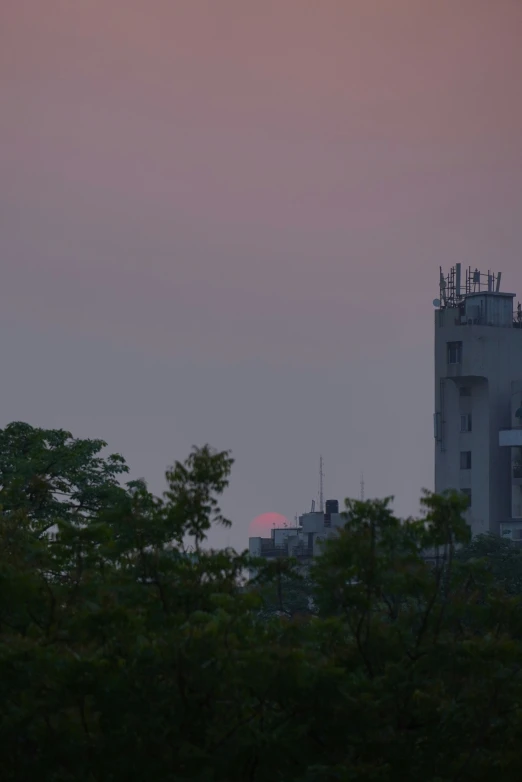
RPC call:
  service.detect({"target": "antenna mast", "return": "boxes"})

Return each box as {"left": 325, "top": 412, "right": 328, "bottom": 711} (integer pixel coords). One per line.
{"left": 360, "top": 472, "right": 365, "bottom": 501}
{"left": 319, "top": 456, "right": 324, "bottom": 513}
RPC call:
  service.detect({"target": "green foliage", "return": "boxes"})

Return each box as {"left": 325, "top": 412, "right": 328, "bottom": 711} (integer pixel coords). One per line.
{"left": 162, "top": 444, "right": 234, "bottom": 549}
{"left": 456, "top": 531, "right": 522, "bottom": 595}
{"left": 2, "top": 425, "right": 522, "bottom": 781}
{"left": 249, "top": 556, "right": 314, "bottom": 618}
{"left": 0, "top": 422, "right": 129, "bottom": 535}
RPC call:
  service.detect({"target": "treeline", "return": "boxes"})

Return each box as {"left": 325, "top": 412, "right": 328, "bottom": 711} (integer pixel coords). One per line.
{"left": 1, "top": 422, "right": 522, "bottom": 781}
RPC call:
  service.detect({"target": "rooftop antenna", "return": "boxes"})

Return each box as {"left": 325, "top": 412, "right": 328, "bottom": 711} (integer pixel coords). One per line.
{"left": 319, "top": 456, "right": 324, "bottom": 513}
{"left": 439, "top": 267, "right": 447, "bottom": 306}
{"left": 360, "top": 472, "right": 365, "bottom": 501}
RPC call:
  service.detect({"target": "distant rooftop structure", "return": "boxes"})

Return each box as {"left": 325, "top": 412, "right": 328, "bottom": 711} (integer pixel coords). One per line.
{"left": 249, "top": 498, "right": 344, "bottom": 567}
{"left": 438, "top": 265, "right": 511, "bottom": 305}
{"left": 435, "top": 263, "right": 522, "bottom": 328}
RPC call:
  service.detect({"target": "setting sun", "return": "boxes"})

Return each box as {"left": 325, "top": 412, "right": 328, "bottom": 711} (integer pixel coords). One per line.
{"left": 249, "top": 512, "right": 290, "bottom": 537}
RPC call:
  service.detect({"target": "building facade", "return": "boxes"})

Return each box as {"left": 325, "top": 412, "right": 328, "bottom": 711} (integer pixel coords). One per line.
{"left": 498, "top": 382, "right": 522, "bottom": 541}
{"left": 434, "top": 265, "right": 522, "bottom": 538}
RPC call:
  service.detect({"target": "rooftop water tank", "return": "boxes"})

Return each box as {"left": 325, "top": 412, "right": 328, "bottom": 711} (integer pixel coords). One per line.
{"left": 325, "top": 499, "right": 339, "bottom": 514}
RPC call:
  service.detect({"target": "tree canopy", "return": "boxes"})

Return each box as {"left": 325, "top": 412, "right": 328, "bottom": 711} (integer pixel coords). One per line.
{"left": 2, "top": 422, "right": 522, "bottom": 781}
{"left": 0, "top": 422, "right": 129, "bottom": 535}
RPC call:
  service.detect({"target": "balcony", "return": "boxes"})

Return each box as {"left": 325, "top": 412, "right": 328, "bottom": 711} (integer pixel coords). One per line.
{"left": 499, "top": 428, "right": 522, "bottom": 447}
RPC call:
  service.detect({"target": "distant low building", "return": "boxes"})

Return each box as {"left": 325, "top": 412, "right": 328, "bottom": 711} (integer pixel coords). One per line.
{"left": 249, "top": 499, "right": 344, "bottom": 563}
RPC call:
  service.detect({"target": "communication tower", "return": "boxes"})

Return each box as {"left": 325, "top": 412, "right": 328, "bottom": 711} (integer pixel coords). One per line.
{"left": 319, "top": 456, "right": 324, "bottom": 513}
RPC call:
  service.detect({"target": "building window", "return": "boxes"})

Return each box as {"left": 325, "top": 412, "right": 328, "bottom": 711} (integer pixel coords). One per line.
{"left": 461, "top": 488, "right": 472, "bottom": 508}
{"left": 460, "top": 451, "right": 472, "bottom": 470}
{"left": 459, "top": 386, "right": 472, "bottom": 397}
{"left": 447, "top": 341, "right": 462, "bottom": 364}
{"left": 460, "top": 414, "right": 472, "bottom": 432}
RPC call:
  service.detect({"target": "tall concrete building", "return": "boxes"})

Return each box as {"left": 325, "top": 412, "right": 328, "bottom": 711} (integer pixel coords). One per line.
{"left": 434, "top": 264, "right": 522, "bottom": 539}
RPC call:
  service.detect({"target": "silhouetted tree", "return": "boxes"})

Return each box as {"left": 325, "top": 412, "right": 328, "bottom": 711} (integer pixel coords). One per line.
{"left": 2, "top": 424, "right": 522, "bottom": 781}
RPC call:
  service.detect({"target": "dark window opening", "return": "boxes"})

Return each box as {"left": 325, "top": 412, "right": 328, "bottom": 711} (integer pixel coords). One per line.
{"left": 460, "top": 414, "right": 472, "bottom": 432}
{"left": 460, "top": 451, "right": 472, "bottom": 470}
{"left": 447, "top": 341, "right": 462, "bottom": 364}
{"left": 459, "top": 386, "right": 472, "bottom": 397}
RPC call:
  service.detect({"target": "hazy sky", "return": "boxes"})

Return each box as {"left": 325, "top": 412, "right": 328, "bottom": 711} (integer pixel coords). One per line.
{"left": 2, "top": 0, "right": 522, "bottom": 549}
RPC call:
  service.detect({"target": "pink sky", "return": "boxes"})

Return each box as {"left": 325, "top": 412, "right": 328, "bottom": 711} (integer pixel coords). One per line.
{"left": 2, "top": 0, "right": 522, "bottom": 548}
